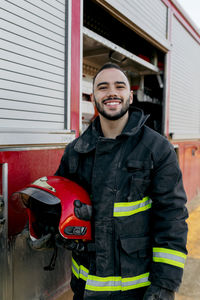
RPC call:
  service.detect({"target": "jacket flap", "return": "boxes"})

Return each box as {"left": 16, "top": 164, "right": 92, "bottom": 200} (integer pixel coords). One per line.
{"left": 126, "top": 160, "right": 153, "bottom": 170}
{"left": 120, "top": 236, "right": 150, "bottom": 254}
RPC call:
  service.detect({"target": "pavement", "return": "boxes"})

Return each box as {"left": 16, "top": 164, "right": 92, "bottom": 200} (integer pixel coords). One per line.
{"left": 57, "top": 195, "right": 200, "bottom": 300}
{"left": 175, "top": 195, "right": 200, "bottom": 300}
{"left": 56, "top": 289, "right": 73, "bottom": 300}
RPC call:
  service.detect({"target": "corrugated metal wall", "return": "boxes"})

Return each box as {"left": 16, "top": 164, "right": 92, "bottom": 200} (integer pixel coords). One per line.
{"left": 104, "top": 0, "right": 168, "bottom": 46}
{"left": 169, "top": 16, "right": 200, "bottom": 139}
{"left": 0, "top": 0, "right": 66, "bottom": 130}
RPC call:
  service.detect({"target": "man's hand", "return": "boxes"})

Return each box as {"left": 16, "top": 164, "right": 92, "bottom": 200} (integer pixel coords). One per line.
{"left": 55, "top": 234, "right": 85, "bottom": 253}
{"left": 143, "top": 284, "right": 175, "bottom": 300}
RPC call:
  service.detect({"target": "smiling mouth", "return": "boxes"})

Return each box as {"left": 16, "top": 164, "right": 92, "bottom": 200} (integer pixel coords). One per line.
{"left": 103, "top": 98, "right": 122, "bottom": 106}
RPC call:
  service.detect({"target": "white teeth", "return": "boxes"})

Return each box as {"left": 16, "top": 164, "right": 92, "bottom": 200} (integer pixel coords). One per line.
{"left": 105, "top": 102, "right": 120, "bottom": 106}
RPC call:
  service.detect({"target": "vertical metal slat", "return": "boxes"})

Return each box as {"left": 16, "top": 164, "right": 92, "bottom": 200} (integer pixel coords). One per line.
{"left": 0, "top": 163, "right": 13, "bottom": 300}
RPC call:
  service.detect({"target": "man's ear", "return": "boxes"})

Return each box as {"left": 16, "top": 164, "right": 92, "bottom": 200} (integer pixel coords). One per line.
{"left": 130, "top": 90, "right": 133, "bottom": 104}
{"left": 90, "top": 93, "right": 95, "bottom": 106}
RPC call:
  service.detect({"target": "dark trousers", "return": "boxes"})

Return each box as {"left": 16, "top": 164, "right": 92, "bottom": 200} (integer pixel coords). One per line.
{"left": 73, "top": 287, "right": 147, "bottom": 300}
{"left": 73, "top": 295, "right": 83, "bottom": 300}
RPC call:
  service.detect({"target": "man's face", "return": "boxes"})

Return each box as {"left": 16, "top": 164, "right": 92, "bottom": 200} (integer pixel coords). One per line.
{"left": 91, "top": 68, "right": 133, "bottom": 121}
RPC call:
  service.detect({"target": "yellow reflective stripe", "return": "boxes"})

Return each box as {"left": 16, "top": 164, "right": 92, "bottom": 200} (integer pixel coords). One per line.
{"left": 72, "top": 257, "right": 80, "bottom": 279}
{"left": 72, "top": 265, "right": 79, "bottom": 279}
{"left": 86, "top": 275, "right": 121, "bottom": 291}
{"left": 85, "top": 273, "right": 150, "bottom": 292}
{"left": 72, "top": 259, "right": 150, "bottom": 292}
{"left": 122, "top": 281, "right": 151, "bottom": 291}
{"left": 122, "top": 272, "right": 149, "bottom": 283}
{"left": 153, "top": 248, "right": 187, "bottom": 259}
{"left": 121, "top": 272, "right": 151, "bottom": 291}
{"left": 153, "top": 248, "right": 187, "bottom": 269}
{"left": 153, "top": 257, "right": 185, "bottom": 268}
{"left": 114, "top": 197, "right": 151, "bottom": 217}
{"left": 115, "top": 197, "right": 149, "bottom": 207}
{"left": 72, "top": 258, "right": 150, "bottom": 292}
{"left": 72, "top": 257, "right": 89, "bottom": 280}
{"left": 80, "top": 265, "right": 89, "bottom": 281}
{"left": 72, "top": 257, "right": 80, "bottom": 270}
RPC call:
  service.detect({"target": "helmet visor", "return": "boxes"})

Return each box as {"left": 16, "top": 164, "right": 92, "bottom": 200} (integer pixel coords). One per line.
{"left": 20, "top": 187, "right": 60, "bottom": 205}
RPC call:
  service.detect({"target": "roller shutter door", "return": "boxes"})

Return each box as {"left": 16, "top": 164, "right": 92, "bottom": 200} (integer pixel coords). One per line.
{"left": 104, "top": 0, "right": 168, "bottom": 48}
{"left": 0, "top": 0, "right": 66, "bottom": 130}
{"left": 169, "top": 16, "right": 200, "bottom": 139}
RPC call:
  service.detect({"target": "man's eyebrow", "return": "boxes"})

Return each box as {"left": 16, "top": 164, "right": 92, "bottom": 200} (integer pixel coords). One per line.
{"left": 115, "top": 81, "right": 126, "bottom": 85}
{"left": 96, "top": 81, "right": 127, "bottom": 87}
{"left": 96, "top": 82, "right": 108, "bottom": 87}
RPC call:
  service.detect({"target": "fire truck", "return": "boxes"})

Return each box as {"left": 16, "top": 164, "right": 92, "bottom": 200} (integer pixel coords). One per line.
{"left": 0, "top": 0, "right": 200, "bottom": 299}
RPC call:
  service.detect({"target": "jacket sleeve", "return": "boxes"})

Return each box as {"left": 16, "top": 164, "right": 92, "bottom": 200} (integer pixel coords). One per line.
{"left": 54, "top": 141, "right": 80, "bottom": 181}
{"left": 55, "top": 146, "right": 70, "bottom": 177}
{"left": 149, "top": 140, "right": 188, "bottom": 292}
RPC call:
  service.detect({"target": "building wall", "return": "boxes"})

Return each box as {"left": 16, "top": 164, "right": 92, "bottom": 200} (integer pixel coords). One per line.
{"left": 169, "top": 16, "right": 200, "bottom": 139}
{"left": 173, "top": 141, "right": 200, "bottom": 202}
{"left": 0, "top": 0, "right": 81, "bottom": 145}
{"left": 0, "top": 0, "right": 66, "bottom": 131}
{"left": 166, "top": 2, "right": 200, "bottom": 202}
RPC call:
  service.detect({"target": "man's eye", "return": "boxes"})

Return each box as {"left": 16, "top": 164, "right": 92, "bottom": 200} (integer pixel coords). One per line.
{"left": 99, "top": 86, "right": 107, "bottom": 90}
{"left": 117, "top": 85, "right": 125, "bottom": 89}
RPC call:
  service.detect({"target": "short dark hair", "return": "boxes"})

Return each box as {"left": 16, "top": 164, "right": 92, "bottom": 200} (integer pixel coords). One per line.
{"left": 92, "top": 62, "right": 129, "bottom": 86}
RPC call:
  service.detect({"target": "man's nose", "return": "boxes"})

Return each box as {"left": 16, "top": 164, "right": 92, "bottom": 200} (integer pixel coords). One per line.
{"left": 107, "top": 86, "right": 118, "bottom": 97}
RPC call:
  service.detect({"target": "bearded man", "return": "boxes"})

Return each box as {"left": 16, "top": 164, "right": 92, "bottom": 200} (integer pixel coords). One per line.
{"left": 55, "top": 63, "right": 188, "bottom": 300}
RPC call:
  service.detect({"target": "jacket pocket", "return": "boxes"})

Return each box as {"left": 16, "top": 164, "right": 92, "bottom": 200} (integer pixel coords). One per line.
{"left": 128, "top": 177, "right": 151, "bottom": 201}
{"left": 126, "top": 160, "right": 152, "bottom": 172}
{"left": 119, "top": 236, "right": 151, "bottom": 277}
{"left": 95, "top": 220, "right": 114, "bottom": 276}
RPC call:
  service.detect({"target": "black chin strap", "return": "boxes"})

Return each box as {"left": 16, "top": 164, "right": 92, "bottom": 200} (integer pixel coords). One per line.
{"left": 44, "top": 245, "right": 58, "bottom": 271}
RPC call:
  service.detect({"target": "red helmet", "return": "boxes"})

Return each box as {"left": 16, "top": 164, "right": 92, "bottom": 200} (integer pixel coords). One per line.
{"left": 18, "top": 176, "right": 92, "bottom": 242}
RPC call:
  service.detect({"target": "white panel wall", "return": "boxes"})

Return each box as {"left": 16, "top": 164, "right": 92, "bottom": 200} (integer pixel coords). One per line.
{"left": 0, "top": 0, "right": 65, "bottom": 131}
{"left": 105, "top": 0, "right": 168, "bottom": 47}
{"left": 82, "top": 75, "right": 93, "bottom": 95}
{"left": 169, "top": 16, "right": 200, "bottom": 139}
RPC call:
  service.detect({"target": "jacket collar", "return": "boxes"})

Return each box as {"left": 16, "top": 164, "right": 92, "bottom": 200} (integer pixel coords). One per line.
{"left": 120, "top": 107, "right": 149, "bottom": 137}
{"left": 74, "top": 107, "right": 149, "bottom": 153}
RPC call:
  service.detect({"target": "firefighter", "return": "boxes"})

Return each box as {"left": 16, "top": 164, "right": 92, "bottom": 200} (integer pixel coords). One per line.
{"left": 55, "top": 63, "right": 188, "bottom": 300}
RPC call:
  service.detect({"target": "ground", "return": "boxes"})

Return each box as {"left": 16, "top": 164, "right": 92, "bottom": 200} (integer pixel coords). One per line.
{"left": 176, "top": 195, "right": 200, "bottom": 299}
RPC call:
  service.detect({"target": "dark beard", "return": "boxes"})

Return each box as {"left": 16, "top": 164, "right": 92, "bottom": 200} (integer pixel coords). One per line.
{"left": 94, "top": 96, "right": 131, "bottom": 121}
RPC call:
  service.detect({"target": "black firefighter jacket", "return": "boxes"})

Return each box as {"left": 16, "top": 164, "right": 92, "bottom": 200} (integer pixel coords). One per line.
{"left": 55, "top": 108, "right": 188, "bottom": 300}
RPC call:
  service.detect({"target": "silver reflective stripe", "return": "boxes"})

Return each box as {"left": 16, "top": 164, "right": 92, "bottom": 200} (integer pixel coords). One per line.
{"left": 72, "top": 258, "right": 89, "bottom": 280}
{"left": 72, "top": 259, "right": 151, "bottom": 292}
{"left": 153, "top": 252, "right": 185, "bottom": 264}
{"left": 153, "top": 248, "right": 187, "bottom": 269}
{"left": 86, "top": 276, "right": 121, "bottom": 288}
{"left": 80, "top": 266, "right": 89, "bottom": 281}
{"left": 122, "top": 274, "right": 150, "bottom": 289}
{"left": 85, "top": 273, "right": 150, "bottom": 292}
{"left": 72, "top": 258, "right": 80, "bottom": 278}
{"left": 114, "top": 197, "right": 152, "bottom": 217}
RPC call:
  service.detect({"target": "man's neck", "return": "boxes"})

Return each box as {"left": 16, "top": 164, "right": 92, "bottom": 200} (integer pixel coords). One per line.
{"left": 99, "top": 113, "right": 129, "bottom": 139}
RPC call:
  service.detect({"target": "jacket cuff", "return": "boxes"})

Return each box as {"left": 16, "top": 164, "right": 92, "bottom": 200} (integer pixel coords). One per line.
{"left": 149, "top": 263, "right": 184, "bottom": 292}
